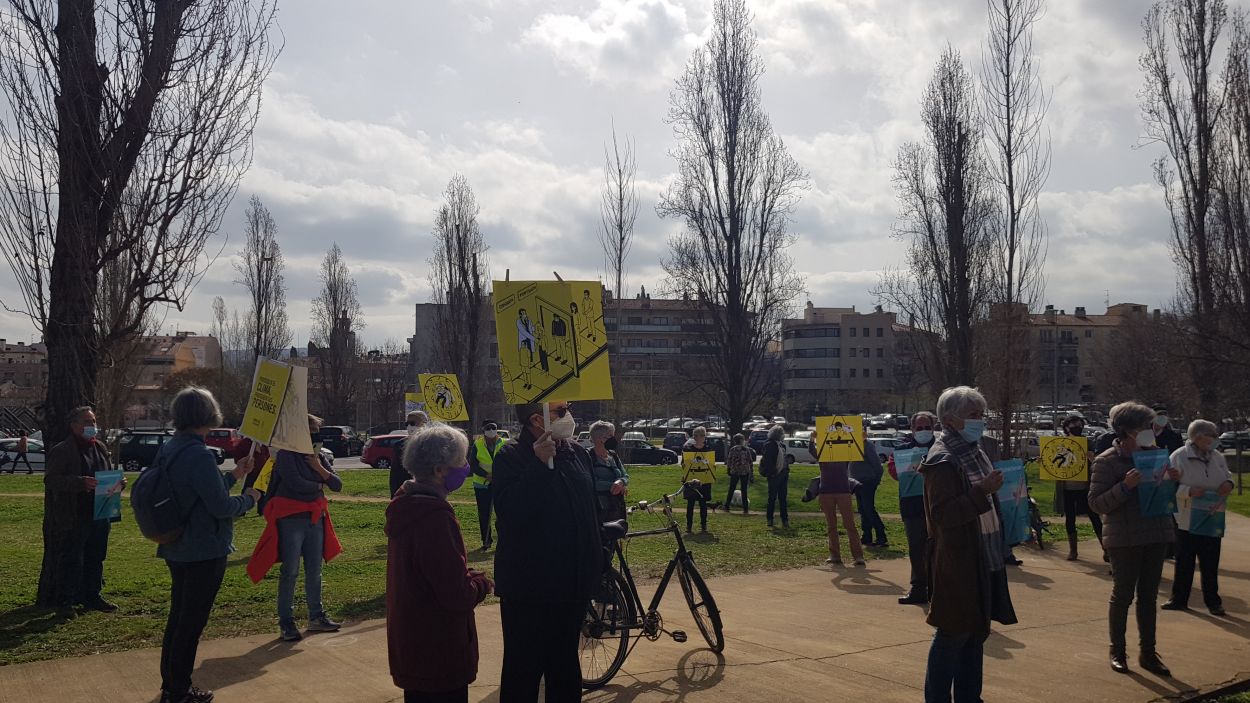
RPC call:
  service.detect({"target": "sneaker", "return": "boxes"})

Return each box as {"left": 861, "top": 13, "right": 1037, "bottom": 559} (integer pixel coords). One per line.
{"left": 853, "top": 558, "right": 866, "bottom": 566}
{"left": 185, "top": 687, "right": 215, "bottom": 703}
{"left": 898, "top": 592, "right": 928, "bottom": 605}
{"left": 307, "top": 614, "right": 341, "bottom": 633}
{"left": 280, "top": 621, "right": 302, "bottom": 641}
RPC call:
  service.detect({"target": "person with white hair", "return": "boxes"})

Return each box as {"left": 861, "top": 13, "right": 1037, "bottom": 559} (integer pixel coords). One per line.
{"left": 386, "top": 424, "right": 493, "bottom": 702}
{"left": 761, "top": 424, "right": 790, "bottom": 528}
{"left": 1162, "top": 418, "right": 1234, "bottom": 616}
{"left": 588, "top": 420, "right": 629, "bottom": 523}
{"left": 920, "top": 386, "right": 1017, "bottom": 703}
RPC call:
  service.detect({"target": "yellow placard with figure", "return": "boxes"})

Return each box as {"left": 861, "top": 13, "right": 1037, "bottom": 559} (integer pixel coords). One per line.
{"left": 681, "top": 451, "right": 718, "bottom": 485}
{"left": 240, "top": 358, "right": 292, "bottom": 444}
{"left": 492, "top": 280, "right": 613, "bottom": 404}
{"left": 815, "top": 416, "right": 865, "bottom": 462}
{"left": 418, "top": 373, "right": 469, "bottom": 422}
{"left": 1039, "top": 435, "right": 1088, "bottom": 482}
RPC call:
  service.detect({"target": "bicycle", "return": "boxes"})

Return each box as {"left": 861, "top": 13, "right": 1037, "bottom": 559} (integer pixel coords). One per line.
{"left": 1026, "top": 485, "right": 1051, "bottom": 550}
{"left": 579, "top": 481, "right": 725, "bottom": 690}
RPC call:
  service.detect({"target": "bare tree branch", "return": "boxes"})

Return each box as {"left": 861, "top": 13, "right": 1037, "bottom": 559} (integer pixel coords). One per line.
{"left": 599, "top": 122, "right": 638, "bottom": 420}
{"left": 234, "top": 194, "right": 292, "bottom": 363}
{"left": 311, "top": 243, "right": 364, "bottom": 424}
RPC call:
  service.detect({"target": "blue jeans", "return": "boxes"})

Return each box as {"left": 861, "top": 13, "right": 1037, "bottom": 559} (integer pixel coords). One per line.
{"left": 277, "top": 514, "right": 325, "bottom": 624}
{"left": 766, "top": 471, "right": 789, "bottom": 525}
{"left": 924, "top": 629, "right": 987, "bottom": 703}
{"left": 854, "top": 477, "right": 887, "bottom": 543}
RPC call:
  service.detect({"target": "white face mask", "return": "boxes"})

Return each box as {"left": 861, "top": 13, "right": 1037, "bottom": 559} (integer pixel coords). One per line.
{"left": 1154, "top": 415, "right": 1168, "bottom": 428}
{"left": 485, "top": 429, "right": 498, "bottom": 439}
{"left": 1136, "top": 429, "right": 1157, "bottom": 448}
{"left": 549, "top": 413, "right": 576, "bottom": 440}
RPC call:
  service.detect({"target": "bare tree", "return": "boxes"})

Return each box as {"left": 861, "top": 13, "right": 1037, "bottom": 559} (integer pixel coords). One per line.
{"left": 312, "top": 243, "right": 364, "bottom": 424}
{"left": 428, "top": 175, "right": 489, "bottom": 427}
{"left": 235, "top": 195, "right": 292, "bottom": 362}
{"left": 0, "top": 0, "right": 280, "bottom": 444}
{"left": 1141, "top": 0, "right": 1228, "bottom": 410}
{"left": 658, "top": 0, "right": 808, "bottom": 435}
{"left": 94, "top": 240, "right": 161, "bottom": 430}
{"left": 876, "top": 47, "right": 999, "bottom": 389}
{"left": 600, "top": 124, "right": 638, "bottom": 421}
{"left": 981, "top": 0, "right": 1051, "bottom": 456}
{"left": 210, "top": 295, "right": 251, "bottom": 423}
{"left": 366, "top": 339, "right": 411, "bottom": 430}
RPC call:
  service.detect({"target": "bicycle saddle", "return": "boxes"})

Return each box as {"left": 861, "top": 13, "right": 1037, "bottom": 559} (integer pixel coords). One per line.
{"left": 600, "top": 519, "right": 628, "bottom": 541}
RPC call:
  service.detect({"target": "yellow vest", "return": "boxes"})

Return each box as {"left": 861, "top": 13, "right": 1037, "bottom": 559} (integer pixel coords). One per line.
{"left": 473, "top": 437, "right": 501, "bottom": 487}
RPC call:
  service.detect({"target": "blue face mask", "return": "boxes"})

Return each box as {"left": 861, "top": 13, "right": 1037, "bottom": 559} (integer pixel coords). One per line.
{"left": 959, "top": 419, "right": 986, "bottom": 444}
{"left": 82, "top": 425, "right": 98, "bottom": 440}
{"left": 912, "top": 430, "right": 934, "bottom": 446}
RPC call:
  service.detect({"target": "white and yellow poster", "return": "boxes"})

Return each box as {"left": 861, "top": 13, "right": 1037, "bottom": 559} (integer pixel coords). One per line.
{"left": 269, "top": 365, "right": 314, "bottom": 454}
{"left": 240, "top": 358, "right": 292, "bottom": 445}
{"left": 404, "top": 392, "right": 424, "bottom": 414}
{"left": 681, "top": 450, "right": 718, "bottom": 484}
{"left": 1039, "top": 435, "right": 1088, "bottom": 482}
{"left": 814, "top": 415, "right": 865, "bottom": 463}
{"left": 492, "top": 280, "right": 613, "bottom": 404}
{"left": 418, "top": 373, "right": 469, "bottom": 422}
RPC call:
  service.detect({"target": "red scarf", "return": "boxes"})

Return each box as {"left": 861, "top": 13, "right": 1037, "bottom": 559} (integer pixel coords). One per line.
{"left": 247, "top": 495, "right": 343, "bottom": 584}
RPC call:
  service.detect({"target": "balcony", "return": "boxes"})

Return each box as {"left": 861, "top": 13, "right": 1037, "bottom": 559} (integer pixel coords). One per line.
{"left": 618, "top": 347, "right": 681, "bottom": 355}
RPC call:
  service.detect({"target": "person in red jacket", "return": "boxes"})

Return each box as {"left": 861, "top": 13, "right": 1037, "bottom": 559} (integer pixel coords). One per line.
{"left": 386, "top": 424, "right": 493, "bottom": 703}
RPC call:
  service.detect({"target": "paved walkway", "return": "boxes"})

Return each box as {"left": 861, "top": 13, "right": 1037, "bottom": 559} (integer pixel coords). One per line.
{"left": 2, "top": 517, "right": 1249, "bottom": 703}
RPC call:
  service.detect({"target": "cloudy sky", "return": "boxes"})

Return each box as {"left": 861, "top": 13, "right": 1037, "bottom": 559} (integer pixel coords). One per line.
{"left": 0, "top": 0, "right": 1225, "bottom": 349}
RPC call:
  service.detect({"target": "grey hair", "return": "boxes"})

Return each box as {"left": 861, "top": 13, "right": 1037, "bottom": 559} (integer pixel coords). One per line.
{"left": 936, "top": 386, "right": 987, "bottom": 424}
{"left": 69, "top": 406, "right": 94, "bottom": 425}
{"left": 693, "top": 426, "right": 707, "bottom": 438}
{"left": 1109, "top": 401, "right": 1155, "bottom": 439}
{"left": 910, "top": 411, "right": 937, "bottom": 429}
{"left": 170, "top": 387, "right": 224, "bottom": 431}
{"left": 407, "top": 410, "right": 428, "bottom": 424}
{"left": 767, "top": 425, "right": 785, "bottom": 441}
{"left": 589, "top": 420, "right": 615, "bottom": 442}
{"left": 1187, "top": 419, "right": 1219, "bottom": 441}
{"left": 403, "top": 424, "right": 469, "bottom": 480}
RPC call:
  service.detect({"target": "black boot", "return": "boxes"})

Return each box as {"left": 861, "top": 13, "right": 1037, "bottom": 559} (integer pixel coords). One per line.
{"left": 1066, "top": 533, "right": 1079, "bottom": 561}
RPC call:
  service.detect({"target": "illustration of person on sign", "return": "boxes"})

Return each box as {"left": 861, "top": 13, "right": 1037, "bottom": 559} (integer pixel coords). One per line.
{"left": 516, "top": 308, "right": 537, "bottom": 390}
{"left": 434, "top": 383, "right": 454, "bottom": 410}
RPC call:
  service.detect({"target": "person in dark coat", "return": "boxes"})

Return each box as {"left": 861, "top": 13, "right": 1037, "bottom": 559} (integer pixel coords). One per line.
{"left": 390, "top": 410, "right": 428, "bottom": 498}
{"left": 921, "top": 386, "right": 1017, "bottom": 703}
{"left": 36, "top": 406, "right": 124, "bottom": 611}
{"left": 1051, "top": 413, "right": 1105, "bottom": 562}
{"left": 761, "top": 425, "right": 789, "bottom": 528}
{"left": 386, "top": 424, "right": 493, "bottom": 703}
{"left": 890, "top": 411, "right": 937, "bottom": 604}
{"left": 491, "top": 401, "right": 600, "bottom": 703}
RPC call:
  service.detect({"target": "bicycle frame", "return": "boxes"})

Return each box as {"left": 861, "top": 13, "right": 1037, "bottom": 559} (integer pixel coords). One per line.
{"left": 610, "top": 491, "right": 695, "bottom": 633}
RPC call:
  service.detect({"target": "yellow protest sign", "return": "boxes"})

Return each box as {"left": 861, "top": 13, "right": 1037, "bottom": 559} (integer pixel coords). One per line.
{"left": 681, "top": 451, "right": 718, "bottom": 485}
{"left": 404, "top": 392, "right": 424, "bottom": 414}
{"left": 252, "top": 457, "right": 277, "bottom": 493}
{"left": 1039, "top": 435, "right": 1088, "bottom": 482}
{"left": 419, "top": 373, "right": 469, "bottom": 422}
{"left": 269, "top": 365, "right": 314, "bottom": 454}
{"left": 815, "top": 416, "right": 865, "bottom": 462}
{"left": 240, "top": 358, "right": 292, "bottom": 444}
{"left": 492, "top": 280, "right": 613, "bottom": 404}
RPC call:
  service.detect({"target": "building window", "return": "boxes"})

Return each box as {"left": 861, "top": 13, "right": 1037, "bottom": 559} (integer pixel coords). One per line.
{"left": 850, "top": 348, "right": 857, "bottom": 358}
{"left": 876, "top": 327, "right": 884, "bottom": 337}
{"left": 876, "top": 347, "right": 884, "bottom": 358}
{"left": 652, "top": 339, "right": 670, "bottom": 348}
{"left": 627, "top": 316, "right": 643, "bottom": 324}
{"left": 849, "top": 368, "right": 857, "bottom": 378}
{"left": 850, "top": 327, "right": 857, "bottom": 337}
{"left": 876, "top": 368, "right": 884, "bottom": 378}
{"left": 651, "top": 317, "right": 669, "bottom": 325}
{"left": 862, "top": 347, "right": 869, "bottom": 357}
{"left": 1085, "top": 330, "right": 1093, "bottom": 338}
{"left": 629, "top": 338, "right": 643, "bottom": 347}
{"left": 863, "top": 328, "right": 870, "bottom": 337}
{"left": 628, "top": 361, "right": 642, "bottom": 370}
{"left": 832, "top": 327, "right": 841, "bottom": 337}
{"left": 864, "top": 368, "right": 870, "bottom": 378}
{"left": 831, "top": 348, "right": 840, "bottom": 358}
{"left": 832, "top": 368, "right": 841, "bottom": 378}
{"left": 1040, "top": 329, "right": 1053, "bottom": 342}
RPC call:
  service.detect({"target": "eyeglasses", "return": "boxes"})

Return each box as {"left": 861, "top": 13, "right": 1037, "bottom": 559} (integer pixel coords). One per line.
{"left": 551, "top": 404, "right": 571, "bottom": 418}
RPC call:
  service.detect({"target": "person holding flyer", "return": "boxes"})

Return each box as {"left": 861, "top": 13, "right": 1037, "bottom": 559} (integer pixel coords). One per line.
{"left": 1162, "top": 419, "right": 1234, "bottom": 616}
{"left": 1088, "top": 402, "right": 1181, "bottom": 677}
{"left": 890, "top": 411, "right": 937, "bottom": 602}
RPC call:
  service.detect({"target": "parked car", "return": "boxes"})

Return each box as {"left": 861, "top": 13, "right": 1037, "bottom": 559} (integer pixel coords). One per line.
{"left": 747, "top": 429, "right": 771, "bottom": 454}
{"left": 663, "top": 431, "right": 689, "bottom": 453}
{"left": 867, "top": 436, "right": 903, "bottom": 462}
{"left": 1220, "top": 430, "right": 1250, "bottom": 451}
{"left": 622, "top": 431, "right": 646, "bottom": 443}
{"left": 616, "top": 438, "right": 678, "bottom": 465}
{"left": 319, "top": 425, "right": 363, "bottom": 457}
{"left": 1014, "top": 434, "right": 1042, "bottom": 460}
{"left": 0, "top": 437, "right": 46, "bottom": 469}
{"left": 783, "top": 437, "right": 817, "bottom": 464}
{"left": 205, "top": 428, "right": 242, "bottom": 455}
{"left": 118, "top": 431, "right": 224, "bottom": 471}
{"left": 362, "top": 433, "right": 406, "bottom": 469}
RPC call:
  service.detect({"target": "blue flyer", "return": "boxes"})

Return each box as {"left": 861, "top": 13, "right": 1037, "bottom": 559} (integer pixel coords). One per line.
{"left": 93, "top": 470, "right": 124, "bottom": 521}
{"left": 895, "top": 447, "right": 927, "bottom": 498}
{"left": 1189, "top": 494, "right": 1226, "bottom": 538}
{"left": 994, "top": 459, "right": 1030, "bottom": 544}
{"left": 1133, "top": 449, "right": 1176, "bottom": 518}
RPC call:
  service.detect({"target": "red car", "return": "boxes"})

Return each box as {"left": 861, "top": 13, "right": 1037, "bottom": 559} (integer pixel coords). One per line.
{"left": 362, "top": 433, "right": 407, "bottom": 470}
{"left": 206, "top": 428, "right": 242, "bottom": 455}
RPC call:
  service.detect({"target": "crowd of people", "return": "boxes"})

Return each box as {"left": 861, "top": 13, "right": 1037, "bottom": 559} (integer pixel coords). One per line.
{"left": 27, "top": 384, "right": 1239, "bottom": 703}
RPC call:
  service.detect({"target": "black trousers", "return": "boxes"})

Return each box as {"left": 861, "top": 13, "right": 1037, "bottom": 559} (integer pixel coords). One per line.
{"left": 903, "top": 515, "right": 929, "bottom": 597}
{"left": 473, "top": 484, "right": 493, "bottom": 546}
{"left": 3, "top": 451, "right": 33, "bottom": 472}
{"left": 1171, "top": 529, "right": 1223, "bottom": 609}
{"left": 389, "top": 464, "right": 409, "bottom": 499}
{"left": 1062, "top": 489, "right": 1104, "bottom": 543}
{"left": 161, "top": 557, "right": 227, "bottom": 696}
{"left": 766, "top": 472, "right": 790, "bottom": 525}
{"left": 52, "top": 519, "right": 111, "bottom": 606}
{"left": 1106, "top": 543, "right": 1166, "bottom": 656}
{"left": 685, "top": 484, "right": 712, "bottom": 531}
{"left": 725, "top": 474, "right": 750, "bottom": 513}
{"left": 499, "top": 599, "right": 584, "bottom": 703}
{"left": 405, "top": 688, "right": 469, "bottom": 703}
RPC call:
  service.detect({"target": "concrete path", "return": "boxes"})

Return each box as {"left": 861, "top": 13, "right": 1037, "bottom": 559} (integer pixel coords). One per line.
{"left": 2, "top": 518, "right": 1249, "bottom": 703}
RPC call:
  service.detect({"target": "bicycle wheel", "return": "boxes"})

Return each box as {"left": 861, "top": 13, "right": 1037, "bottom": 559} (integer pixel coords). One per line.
{"left": 1030, "top": 507, "right": 1046, "bottom": 550}
{"left": 677, "top": 557, "right": 724, "bottom": 652}
{"left": 580, "top": 567, "right": 634, "bottom": 690}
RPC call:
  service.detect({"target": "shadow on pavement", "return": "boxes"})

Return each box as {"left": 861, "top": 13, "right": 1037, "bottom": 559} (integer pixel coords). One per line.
{"left": 829, "top": 568, "right": 906, "bottom": 597}
{"left": 193, "top": 638, "right": 301, "bottom": 692}
{"left": 1124, "top": 669, "right": 1198, "bottom": 700}
{"left": 1007, "top": 567, "right": 1056, "bottom": 591}
{"left": 580, "top": 648, "right": 727, "bottom": 703}
{"left": 984, "top": 631, "right": 1026, "bottom": 660}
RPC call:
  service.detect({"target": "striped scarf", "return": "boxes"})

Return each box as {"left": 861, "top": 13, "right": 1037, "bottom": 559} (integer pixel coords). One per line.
{"left": 939, "top": 429, "right": 1004, "bottom": 571}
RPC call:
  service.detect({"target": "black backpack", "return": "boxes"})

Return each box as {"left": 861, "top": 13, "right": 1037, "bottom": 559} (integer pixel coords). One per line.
{"left": 130, "top": 444, "right": 194, "bottom": 544}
